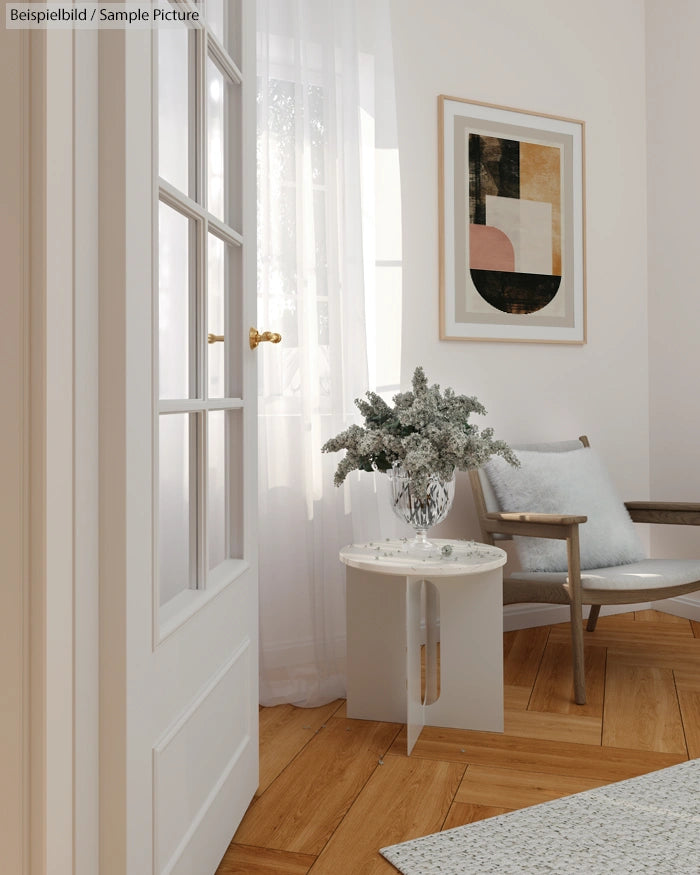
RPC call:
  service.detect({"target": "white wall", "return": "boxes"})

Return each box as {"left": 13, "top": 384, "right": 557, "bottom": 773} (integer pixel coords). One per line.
{"left": 389, "top": 0, "right": 651, "bottom": 541}
{"left": 646, "top": 0, "right": 700, "bottom": 598}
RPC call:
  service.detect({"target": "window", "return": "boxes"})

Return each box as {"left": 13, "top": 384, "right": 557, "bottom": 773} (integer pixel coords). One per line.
{"left": 155, "top": 1, "right": 245, "bottom": 617}
{"left": 257, "top": 74, "right": 332, "bottom": 408}
{"left": 256, "top": 36, "right": 402, "bottom": 414}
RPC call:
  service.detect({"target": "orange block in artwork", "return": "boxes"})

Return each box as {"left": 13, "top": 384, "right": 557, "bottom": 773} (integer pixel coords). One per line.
{"left": 519, "top": 141, "right": 562, "bottom": 275}
{"left": 469, "top": 224, "right": 515, "bottom": 271}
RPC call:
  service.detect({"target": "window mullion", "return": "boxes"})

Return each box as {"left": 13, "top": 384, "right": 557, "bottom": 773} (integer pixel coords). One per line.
{"left": 224, "top": 411, "right": 231, "bottom": 560}
{"left": 208, "top": 216, "right": 242, "bottom": 247}
{"left": 187, "top": 26, "right": 197, "bottom": 200}
{"left": 223, "top": 231, "right": 230, "bottom": 399}
{"left": 195, "top": 411, "right": 206, "bottom": 590}
{"left": 197, "top": 216, "right": 207, "bottom": 399}
{"left": 200, "top": 219, "right": 209, "bottom": 588}
{"left": 187, "top": 217, "right": 199, "bottom": 400}
{"left": 196, "top": 25, "right": 208, "bottom": 589}
{"left": 188, "top": 413, "right": 199, "bottom": 590}
{"left": 195, "top": 26, "right": 206, "bottom": 208}
{"left": 208, "top": 34, "right": 243, "bottom": 87}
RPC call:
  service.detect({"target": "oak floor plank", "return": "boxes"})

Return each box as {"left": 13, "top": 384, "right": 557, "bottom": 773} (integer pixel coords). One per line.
{"left": 606, "top": 644, "right": 700, "bottom": 673}
{"left": 235, "top": 717, "right": 401, "bottom": 855}
{"left": 590, "top": 612, "right": 636, "bottom": 629}
{"left": 421, "top": 643, "right": 441, "bottom": 701}
{"left": 504, "top": 708, "right": 601, "bottom": 746}
{"left": 551, "top": 611, "right": 686, "bottom": 633}
{"left": 528, "top": 641, "right": 606, "bottom": 716}
{"left": 602, "top": 659, "right": 687, "bottom": 754}
{"left": 441, "top": 802, "right": 512, "bottom": 831}
{"left": 455, "top": 763, "right": 606, "bottom": 809}
{"left": 504, "top": 684, "right": 531, "bottom": 711}
{"left": 313, "top": 852, "right": 395, "bottom": 874}
{"left": 258, "top": 700, "right": 344, "bottom": 796}
{"left": 386, "top": 725, "right": 685, "bottom": 781}
{"left": 308, "top": 755, "right": 464, "bottom": 874}
{"left": 549, "top": 624, "right": 698, "bottom": 648}
{"left": 676, "top": 687, "right": 700, "bottom": 759}
{"left": 673, "top": 668, "right": 700, "bottom": 690}
{"left": 635, "top": 609, "right": 692, "bottom": 627}
{"left": 503, "top": 626, "right": 549, "bottom": 688}
{"left": 217, "top": 845, "right": 316, "bottom": 875}
{"left": 601, "top": 610, "right": 636, "bottom": 620}
{"left": 674, "top": 669, "right": 700, "bottom": 759}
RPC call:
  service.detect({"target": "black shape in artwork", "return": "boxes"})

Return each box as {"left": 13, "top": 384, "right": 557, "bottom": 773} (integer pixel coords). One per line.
{"left": 469, "top": 135, "right": 520, "bottom": 225}
{"left": 470, "top": 270, "right": 561, "bottom": 314}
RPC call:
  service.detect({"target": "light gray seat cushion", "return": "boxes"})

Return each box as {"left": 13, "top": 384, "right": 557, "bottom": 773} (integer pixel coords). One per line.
{"left": 511, "top": 559, "right": 700, "bottom": 592}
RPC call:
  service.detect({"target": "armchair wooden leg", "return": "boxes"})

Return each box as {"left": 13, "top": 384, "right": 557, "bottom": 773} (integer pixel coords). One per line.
{"left": 586, "top": 604, "right": 601, "bottom": 632}
{"left": 570, "top": 600, "right": 586, "bottom": 705}
{"left": 567, "top": 527, "right": 586, "bottom": 705}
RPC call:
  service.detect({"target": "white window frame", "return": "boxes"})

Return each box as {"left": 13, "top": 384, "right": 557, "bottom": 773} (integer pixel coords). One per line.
{"left": 154, "top": 1, "right": 249, "bottom": 640}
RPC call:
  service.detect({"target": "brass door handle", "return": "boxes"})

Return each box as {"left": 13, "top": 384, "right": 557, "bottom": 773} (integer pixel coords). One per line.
{"left": 249, "top": 327, "right": 282, "bottom": 350}
{"left": 208, "top": 333, "right": 225, "bottom": 344}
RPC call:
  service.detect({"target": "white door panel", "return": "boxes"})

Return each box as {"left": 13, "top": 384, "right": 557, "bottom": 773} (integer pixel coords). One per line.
{"left": 151, "top": 579, "right": 257, "bottom": 732}
{"left": 99, "top": 2, "right": 259, "bottom": 872}
{"left": 153, "top": 641, "right": 255, "bottom": 874}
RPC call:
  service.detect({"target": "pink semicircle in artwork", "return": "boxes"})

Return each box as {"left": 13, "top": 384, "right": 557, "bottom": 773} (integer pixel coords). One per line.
{"left": 469, "top": 224, "right": 515, "bottom": 272}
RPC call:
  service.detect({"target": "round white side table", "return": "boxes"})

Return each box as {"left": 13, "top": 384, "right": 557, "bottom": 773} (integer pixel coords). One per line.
{"left": 340, "top": 539, "right": 507, "bottom": 754}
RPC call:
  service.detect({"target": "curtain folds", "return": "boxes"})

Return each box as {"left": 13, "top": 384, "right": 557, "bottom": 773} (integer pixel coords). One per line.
{"left": 256, "top": 0, "right": 402, "bottom": 706}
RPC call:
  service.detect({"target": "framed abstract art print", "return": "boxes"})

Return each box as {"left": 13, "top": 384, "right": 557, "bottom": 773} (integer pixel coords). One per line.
{"left": 439, "top": 96, "right": 586, "bottom": 343}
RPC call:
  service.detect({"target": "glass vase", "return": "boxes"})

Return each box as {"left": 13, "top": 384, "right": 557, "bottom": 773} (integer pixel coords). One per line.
{"left": 389, "top": 465, "right": 456, "bottom": 554}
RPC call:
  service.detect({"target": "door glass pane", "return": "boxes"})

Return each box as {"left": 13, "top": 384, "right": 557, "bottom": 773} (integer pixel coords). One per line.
{"left": 159, "top": 414, "right": 194, "bottom": 605}
{"left": 158, "top": 26, "right": 190, "bottom": 194}
{"left": 207, "top": 410, "right": 227, "bottom": 571}
{"left": 229, "top": 82, "right": 242, "bottom": 230}
{"left": 227, "top": 243, "right": 243, "bottom": 398}
{"left": 207, "top": 0, "right": 242, "bottom": 67}
{"left": 207, "top": 234, "right": 225, "bottom": 398}
{"left": 206, "top": 0, "right": 224, "bottom": 45}
{"left": 159, "top": 202, "right": 193, "bottom": 399}
{"left": 208, "top": 235, "right": 243, "bottom": 399}
{"left": 207, "top": 58, "right": 225, "bottom": 221}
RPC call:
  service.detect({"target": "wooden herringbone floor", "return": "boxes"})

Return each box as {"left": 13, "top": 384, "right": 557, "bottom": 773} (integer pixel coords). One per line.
{"left": 217, "top": 610, "right": 700, "bottom": 874}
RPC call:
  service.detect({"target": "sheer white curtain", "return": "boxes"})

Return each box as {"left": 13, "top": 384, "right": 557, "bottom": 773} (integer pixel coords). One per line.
{"left": 256, "top": 0, "right": 402, "bottom": 706}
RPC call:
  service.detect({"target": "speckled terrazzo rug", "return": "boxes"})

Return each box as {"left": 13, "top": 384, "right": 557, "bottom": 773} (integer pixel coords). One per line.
{"left": 381, "top": 759, "right": 700, "bottom": 874}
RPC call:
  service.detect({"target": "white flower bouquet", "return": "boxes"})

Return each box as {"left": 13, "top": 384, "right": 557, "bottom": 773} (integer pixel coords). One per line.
{"left": 322, "top": 366, "right": 518, "bottom": 496}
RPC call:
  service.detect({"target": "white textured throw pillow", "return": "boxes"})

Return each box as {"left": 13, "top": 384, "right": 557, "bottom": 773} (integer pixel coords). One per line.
{"left": 484, "top": 448, "right": 646, "bottom": 572}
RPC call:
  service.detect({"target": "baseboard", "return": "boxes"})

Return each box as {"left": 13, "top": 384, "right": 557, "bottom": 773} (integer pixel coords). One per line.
{"left": 502, "top": 601, "right": 654, "bottom": 632}
{"left": 651, "top": 595, "right": 700, "bottom": 622}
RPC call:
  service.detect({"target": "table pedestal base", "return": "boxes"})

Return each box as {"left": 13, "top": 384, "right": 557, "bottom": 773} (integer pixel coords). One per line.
{"left": 346, "top": 565, "right": 504, "bottom": 754}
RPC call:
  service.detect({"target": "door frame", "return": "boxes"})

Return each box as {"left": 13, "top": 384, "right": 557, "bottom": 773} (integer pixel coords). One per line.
{"left": 25, "top": 26, "right": 101, "bottom": 875}
{"left": 97, "top": 24, "right": 158, "bottom": 875}
{"left": 1, "top": 24, "right": 30, "bottom": 875}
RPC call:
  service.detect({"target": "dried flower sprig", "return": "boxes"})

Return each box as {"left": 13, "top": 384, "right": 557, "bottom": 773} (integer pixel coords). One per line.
{"left": 322, "top": 366, "right": 518, "bottom": 495}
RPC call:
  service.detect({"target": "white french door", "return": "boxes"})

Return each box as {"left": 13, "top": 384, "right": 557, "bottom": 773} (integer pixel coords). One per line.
{"left": 99, "top": 2, "right": 260, "bottom": 873}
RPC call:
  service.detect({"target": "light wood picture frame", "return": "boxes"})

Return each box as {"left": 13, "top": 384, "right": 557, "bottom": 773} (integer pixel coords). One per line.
{"left": 439, "top": 96, "right": 586, "bottom": 343}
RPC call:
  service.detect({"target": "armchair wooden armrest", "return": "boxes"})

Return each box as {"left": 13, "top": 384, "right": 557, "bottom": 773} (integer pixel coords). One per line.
{"left": 483, "top": 511, "right": 587, "bottom": 540}
{"left": 625, "top": 501, "right": 700, "bottom": 526}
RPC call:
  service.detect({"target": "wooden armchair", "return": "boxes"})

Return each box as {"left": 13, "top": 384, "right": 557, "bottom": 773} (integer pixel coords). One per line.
{"left": 469, "top": 436, "right": 700, "bottom": 705}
